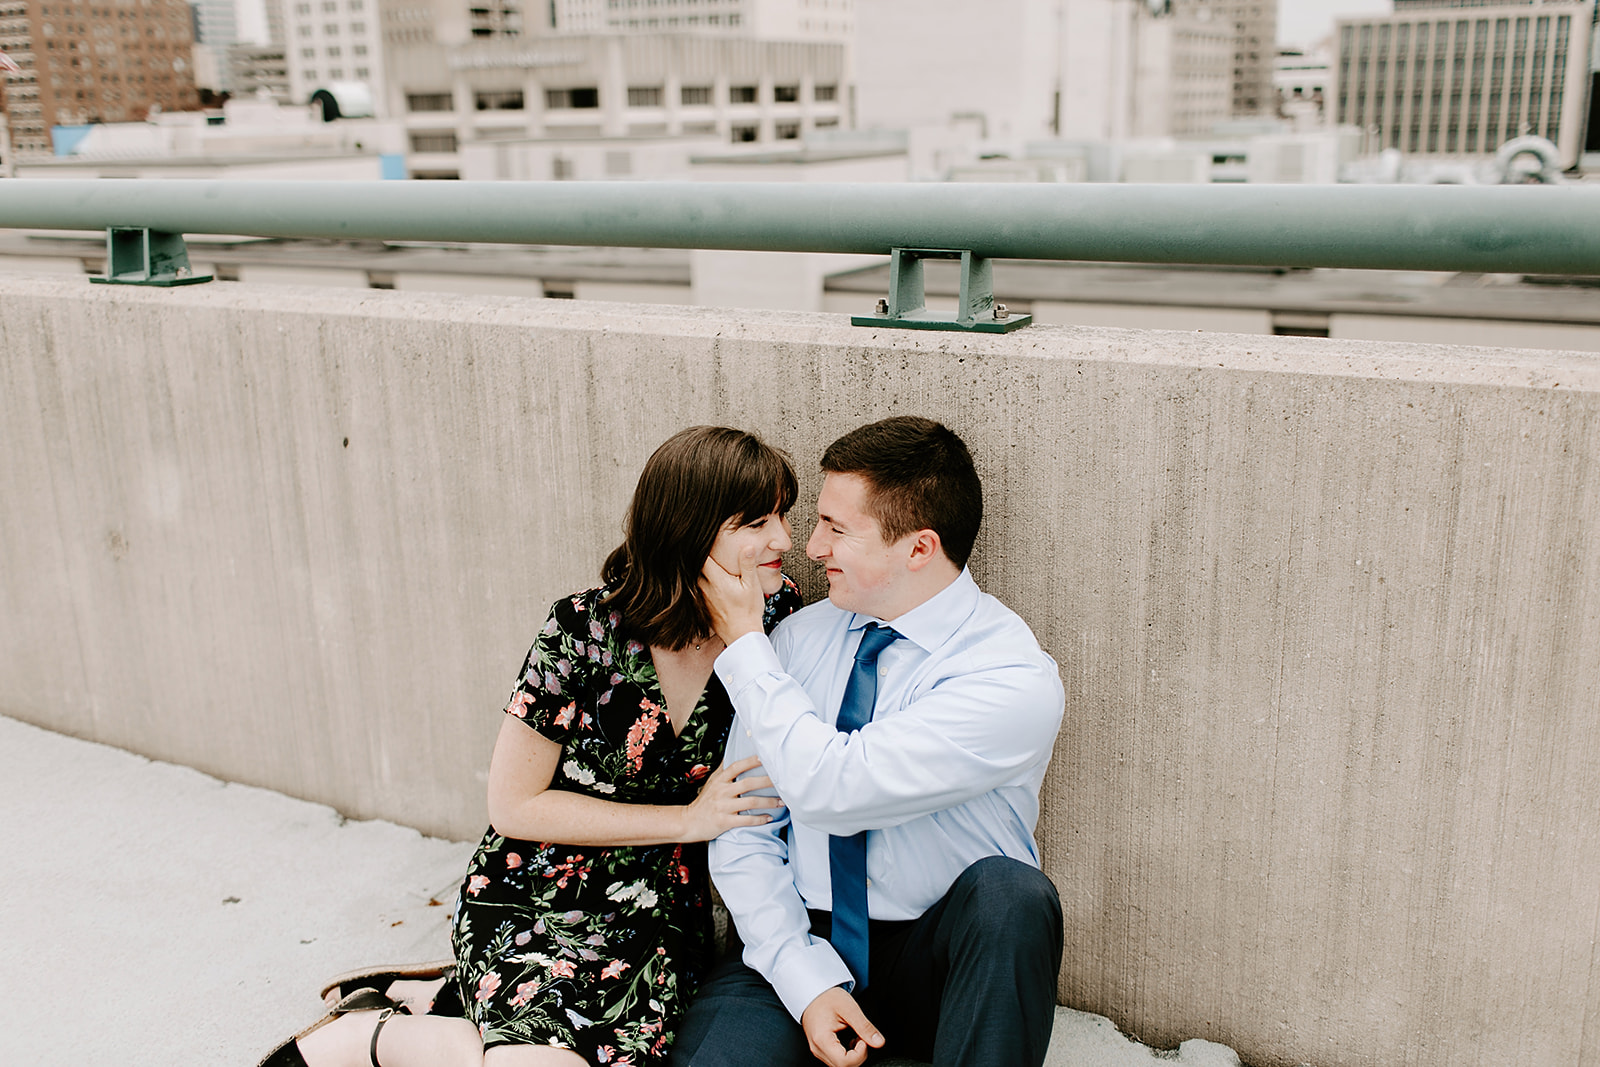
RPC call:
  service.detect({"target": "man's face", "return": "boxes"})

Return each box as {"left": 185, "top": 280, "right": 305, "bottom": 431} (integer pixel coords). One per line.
{"left": 806, "top": 472, "right": 907, "bottom": 618}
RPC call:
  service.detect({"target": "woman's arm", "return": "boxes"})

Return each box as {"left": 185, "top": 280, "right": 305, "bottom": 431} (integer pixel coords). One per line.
{"left": 485, "top": 717, "right": 779, "bottom": 845}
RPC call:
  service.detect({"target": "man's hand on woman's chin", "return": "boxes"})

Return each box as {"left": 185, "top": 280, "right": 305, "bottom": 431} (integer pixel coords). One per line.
{"left": 700, "top": 545, "right": 767, "bottom": 646}
{"left": 800, "top": 986, "right": 884, "bottom": 1067}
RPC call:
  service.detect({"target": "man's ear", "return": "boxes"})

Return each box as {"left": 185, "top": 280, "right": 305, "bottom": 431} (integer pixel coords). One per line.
{"left": 904, "top": 529, "right": 944, "bottom": 572}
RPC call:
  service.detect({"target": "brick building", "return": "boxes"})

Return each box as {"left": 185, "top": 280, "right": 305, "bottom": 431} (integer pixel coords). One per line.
{"left": 0, "top": 0, "right": 198, "bottom": 160}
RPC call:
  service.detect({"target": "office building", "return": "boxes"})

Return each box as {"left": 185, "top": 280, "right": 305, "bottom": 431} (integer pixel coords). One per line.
{"left": 285, "top": 0, "right": 386, "bottom": 108}
{"left": 227, "top": 41, "right": 291, "bottom": 100}
{"left": 859, "top": 0, "right": 1229, "bottom": 152}
{"left": 1333, "top": 0, "right": 1596, "bottom": 166}
{"left": 0, "top": 0, "right": 199, "bottom": 159}
{"left": 551, "top": 0, "right": 853, "bottom": 39}
{"left": 1276, "top": 45, "right": 1331, "bottom": 127}
{"left": 1175, "top": 0, "right": 1277, "bottom": 116}
{"left": 386, "top": 32, "right": 846, "bottom": 178}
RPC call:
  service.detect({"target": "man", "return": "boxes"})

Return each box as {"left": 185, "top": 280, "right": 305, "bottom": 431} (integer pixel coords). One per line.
{"left": 676, "top": 416, "right": 1066, "bottom": 1067}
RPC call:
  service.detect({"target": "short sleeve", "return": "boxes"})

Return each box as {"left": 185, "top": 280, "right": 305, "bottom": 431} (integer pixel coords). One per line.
{"left": 503, "top": 594, "right": 591, "bottom": 744}
{"left": 762, "top": 574, "right": 805, "bottom": 634}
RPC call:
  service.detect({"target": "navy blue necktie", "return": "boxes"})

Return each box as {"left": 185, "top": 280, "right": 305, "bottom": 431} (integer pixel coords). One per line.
{"left": 828, "top": 622, "right": 899, "bottom": 989}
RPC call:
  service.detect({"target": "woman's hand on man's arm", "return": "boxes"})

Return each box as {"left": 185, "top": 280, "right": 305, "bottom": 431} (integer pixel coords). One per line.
{"left": 486, "top": 718, "right": 778, "bottom": 845}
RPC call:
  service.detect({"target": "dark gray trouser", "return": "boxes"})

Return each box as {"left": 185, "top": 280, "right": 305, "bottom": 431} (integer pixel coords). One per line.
{"left": 672, "top": 856, "right": 1064, "bottom": 1067}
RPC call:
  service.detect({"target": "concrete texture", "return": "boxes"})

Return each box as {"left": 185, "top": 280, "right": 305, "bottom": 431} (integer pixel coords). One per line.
{"left": 0, "top": 714, "right": 468, "bottom": 1067}
{"left": 3, "top": 273, "right": 1599, "bottom": 1067}
{"left": 0, "top": 713, "right": 1248, "bottom": 1067}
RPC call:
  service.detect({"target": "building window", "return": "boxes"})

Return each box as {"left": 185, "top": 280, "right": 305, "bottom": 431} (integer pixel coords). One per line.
{"left": 773, "top": 84, "right": 798, "bottom": 103}
{"left": 301, "top": 47, "right": 315, "bottom": 57}
{"left": 627, "top": 85, "right": 661, "bottom": 107}
{"left": 350, "top": 20, "right": 364, "bottom": 31}
{"left": 729, "top": 84, "right": 756, "bottom": 104}
{"left": 552, "top": 155, "right": 573, "bottom": 179}
{"left": 355, "top": 67, "right": 368, "bottom": 78}
{"left": 546, "top": 86, "right": 599, "bottom": 109}
{"left": 323, "top": 21, "right": 338, "bottom": 33}
{"left": 475, "top": 89, "right": 523, "bottom": 110}
{"left": 731, "top": 124, "right": 757, "bottom": 142}
{"left": 295, "top": 2, "right": 310, "bottom": 12}
{"left": 353, "top": 43, "right": 366, "bottom": 55}
{"left": 329, "top": 68, "right": 344, "bottom": 78}
{"left": 304, "top": 68, "right": 318, "bottom": 80}
{"left": 814, "top": 83, "right": 836, "bottom": 101}
{"left": 680, "top": 85, "right": 711, "bottom": 105}
{"left": 326, "top": 45, "right": 341, "bottom": 56}
{"left": 407, "top": 92, "right": 453, "bottom": 111}
{"left": 410, "top": 131, "right": 458, "bottom": 153}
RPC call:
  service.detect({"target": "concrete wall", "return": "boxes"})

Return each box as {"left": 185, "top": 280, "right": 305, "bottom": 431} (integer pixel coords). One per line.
{"left": 1333, "top": 312, "right": 1600, "bottom": 354}
{"left": 2, "top": 273, "right": 1598, "bottom": 1067}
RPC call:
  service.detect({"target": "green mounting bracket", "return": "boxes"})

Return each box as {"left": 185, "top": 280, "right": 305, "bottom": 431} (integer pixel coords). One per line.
{"left": 851, "top": 248, "right": 1030, "bottom": 333}
{"left": 90, "top": 227, "right": 213, "bottom": 287}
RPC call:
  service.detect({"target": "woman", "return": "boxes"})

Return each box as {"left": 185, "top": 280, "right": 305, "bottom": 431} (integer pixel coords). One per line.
{"left": 263, "top": 426, "right": 802, "bottom": 1067}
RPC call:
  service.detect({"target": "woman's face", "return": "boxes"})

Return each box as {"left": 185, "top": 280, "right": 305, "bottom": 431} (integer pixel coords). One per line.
{"left": 708, "top": 511, "right": 794, "bottom": 598}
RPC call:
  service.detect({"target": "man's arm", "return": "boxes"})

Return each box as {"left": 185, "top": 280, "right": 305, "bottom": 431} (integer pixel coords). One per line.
{"left": 715, "top": 631, "right": 1063, "bottom": 836}
{"left": 702, "top": 546, "right": 1064, "bottom": 836}
{"left": 709, "top": 718, "right": 858, "bottom": 1019}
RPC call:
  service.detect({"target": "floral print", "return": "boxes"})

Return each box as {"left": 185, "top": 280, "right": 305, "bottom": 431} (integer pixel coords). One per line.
{"left": 452, "top": 579, "right": 801, "bottom": 1063}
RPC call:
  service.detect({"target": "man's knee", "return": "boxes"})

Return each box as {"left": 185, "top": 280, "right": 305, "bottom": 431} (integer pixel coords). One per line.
{"left": 672, "top": 956, "right": 807, "bottom": 1067}
{"left": 947, "top": 857, "right": 1063, "bottom": 943}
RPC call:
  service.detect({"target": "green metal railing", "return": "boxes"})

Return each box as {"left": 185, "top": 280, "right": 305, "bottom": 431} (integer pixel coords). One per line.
{"left": 2, "top": 179, "right": 1598, "bottom": 332}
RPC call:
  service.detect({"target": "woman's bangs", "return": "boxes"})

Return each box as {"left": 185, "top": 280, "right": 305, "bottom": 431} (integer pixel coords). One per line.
{"left": 730, "top": 443, "right": 798, "bottom": 524}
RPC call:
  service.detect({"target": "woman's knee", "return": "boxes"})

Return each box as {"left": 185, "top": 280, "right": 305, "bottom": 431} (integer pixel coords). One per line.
{"left": 482, "top": 1042, "right": 587, "bottom": 1066}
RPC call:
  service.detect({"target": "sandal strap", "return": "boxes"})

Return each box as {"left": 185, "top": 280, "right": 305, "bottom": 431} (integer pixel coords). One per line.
{"left": 369, "top": 1008, "right": 396, "bottom": 1067}
{"left": 319, "top": 961, "right": 456, "bottom": 1003}
{"left": 332, "top": 988, "right": 396, "bottom": 1015}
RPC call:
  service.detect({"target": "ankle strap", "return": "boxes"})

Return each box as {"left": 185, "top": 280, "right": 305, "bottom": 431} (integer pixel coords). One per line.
{"left": 368, "top": 1008, "right": 395, "bottom": 1067}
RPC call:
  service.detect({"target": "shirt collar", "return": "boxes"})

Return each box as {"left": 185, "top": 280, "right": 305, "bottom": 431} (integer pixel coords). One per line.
{"left": 847, "top": 568, "right": 978, "bottom": 654}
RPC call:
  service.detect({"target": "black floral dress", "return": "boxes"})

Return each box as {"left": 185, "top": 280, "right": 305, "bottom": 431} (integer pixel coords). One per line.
{"left": 451, "top": 578, "right": 801, "bottom": 1065}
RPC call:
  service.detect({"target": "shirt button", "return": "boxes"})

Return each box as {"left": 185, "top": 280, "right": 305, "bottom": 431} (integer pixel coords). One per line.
{"left": 866, "top": 878, "right": 873, "bottom": 887}
{"left": 745, "top": 729, "right": 751, "bottom": 737}
{"left": 879, "top": 667, "right": 888, "bottom": 677}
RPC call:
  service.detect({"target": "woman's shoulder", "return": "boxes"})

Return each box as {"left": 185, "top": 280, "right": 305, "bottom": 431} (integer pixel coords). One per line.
{"left": 542, "top": 585, "right": 616, "bottom": 634}
{"left": 762, "top": 574, "right": 806, "bottom": 633}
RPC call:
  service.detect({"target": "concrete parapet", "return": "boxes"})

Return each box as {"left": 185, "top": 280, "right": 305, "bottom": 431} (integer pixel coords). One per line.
{"left": 1, "top": 273, "right": 1596, "bottom": 1067}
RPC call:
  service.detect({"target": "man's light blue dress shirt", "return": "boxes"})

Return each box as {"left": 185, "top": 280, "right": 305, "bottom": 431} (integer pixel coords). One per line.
{"left": 709, "top": 569, "right": 1065, "bottom": 1020}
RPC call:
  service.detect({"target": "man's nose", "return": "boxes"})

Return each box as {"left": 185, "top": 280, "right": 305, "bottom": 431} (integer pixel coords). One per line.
{"left": 806, "top": 522, "right": 827, "bottom": 559}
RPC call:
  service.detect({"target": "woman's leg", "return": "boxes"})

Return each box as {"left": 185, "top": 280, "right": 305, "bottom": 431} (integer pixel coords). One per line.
{"left": 483, "top": 1044, "right": 588, "bottom": 1066}
{"left": 297, "top": 1011, "right": 484, "bottom": 1067}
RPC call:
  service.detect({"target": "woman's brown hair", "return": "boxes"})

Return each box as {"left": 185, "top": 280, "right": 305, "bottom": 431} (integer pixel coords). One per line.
{"left": 602, "top": 426, "right": 797, "bottom": 651}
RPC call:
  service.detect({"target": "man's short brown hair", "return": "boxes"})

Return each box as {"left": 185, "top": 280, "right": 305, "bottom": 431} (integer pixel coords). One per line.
{"left": 820, "top": 416, "right": 982, "bottom": 567}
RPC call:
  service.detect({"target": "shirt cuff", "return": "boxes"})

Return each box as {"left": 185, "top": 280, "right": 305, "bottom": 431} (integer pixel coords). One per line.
{"left": 714, "top": 630, "right": 782, "bottom": 699}
{"left": 761, "top": 940, "right": 858, "bottom": 1021}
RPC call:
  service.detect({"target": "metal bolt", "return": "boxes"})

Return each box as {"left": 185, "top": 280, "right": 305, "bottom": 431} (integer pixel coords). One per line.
{"left": 994, "top": 303, "right": 1009, "bottom": 320}
{"left": 875, "top": 298, "right": 889, "bottom": 316}
{"left": 176, "top": 266, "right": 192, "bottom": 278}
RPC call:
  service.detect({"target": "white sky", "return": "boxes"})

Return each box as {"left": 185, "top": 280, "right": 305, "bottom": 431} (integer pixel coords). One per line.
{"left": 1277, "top": 0, "right": 1394, "bottom": 50}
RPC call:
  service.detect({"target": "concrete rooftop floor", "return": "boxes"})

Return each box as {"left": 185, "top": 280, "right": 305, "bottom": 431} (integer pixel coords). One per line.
{"left": 0, "top": 714, "right": 1256, "bottom": 1067}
